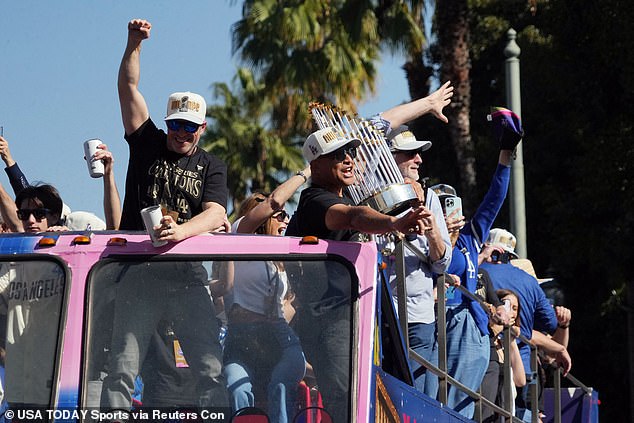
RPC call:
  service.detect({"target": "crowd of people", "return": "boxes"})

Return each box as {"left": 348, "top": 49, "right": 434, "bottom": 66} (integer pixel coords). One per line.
{"left": 0, "top": 17, "right": 574, "bottom": 423}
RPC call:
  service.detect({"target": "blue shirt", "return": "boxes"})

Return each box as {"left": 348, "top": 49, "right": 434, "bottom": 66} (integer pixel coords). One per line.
{"left": 482, "top": 262, "right": 558, "bottom": 373}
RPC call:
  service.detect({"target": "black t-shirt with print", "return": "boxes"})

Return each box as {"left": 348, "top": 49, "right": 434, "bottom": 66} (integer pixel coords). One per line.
{"left": 120, "top": 118, "right": 228, "bottom": 230}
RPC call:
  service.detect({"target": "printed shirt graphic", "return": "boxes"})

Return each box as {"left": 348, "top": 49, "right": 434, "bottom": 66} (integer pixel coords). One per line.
{"left": 0, "top": 261, "right": 65, "bottom": 405}
{"left": 120, "top": 118, "right": 228, "bottom": 230}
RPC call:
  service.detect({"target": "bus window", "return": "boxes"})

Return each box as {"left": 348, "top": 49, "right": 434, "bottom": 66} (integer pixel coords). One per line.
{"left": 0, "top": 259, "right": 65, "bottom": 408}
{"left": 83, "top": 257, "right": 356, "bottom": 423}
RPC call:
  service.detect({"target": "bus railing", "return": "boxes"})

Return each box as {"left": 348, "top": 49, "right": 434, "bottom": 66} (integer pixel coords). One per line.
{"left": 393, "top": 238, "right": 591, "bottom": 423}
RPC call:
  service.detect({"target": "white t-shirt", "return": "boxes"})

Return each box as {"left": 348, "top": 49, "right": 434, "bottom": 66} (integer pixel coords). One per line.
{"left": 230, "top": 218, "right": 288, "bottom": 319}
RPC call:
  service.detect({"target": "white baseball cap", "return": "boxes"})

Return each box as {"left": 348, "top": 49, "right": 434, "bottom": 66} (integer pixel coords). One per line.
{"left": 387, "top": 125, "right": 432, "bottom": 152}
{"left": 302, "top": 127, "right": 361, "bottom": 162}
{"left": 165, "top": 92, "right": 206, "bottom": 125}
{"left": 487, "top": 228, "right": 519, "bottom": 259}
{"left": 65, "top": 211, "right": 107, "bottom": 231}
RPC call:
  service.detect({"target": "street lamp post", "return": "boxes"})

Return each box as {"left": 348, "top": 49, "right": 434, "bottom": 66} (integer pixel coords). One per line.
{"left": 504, "top": 28, "right": 527, "bottom": 258}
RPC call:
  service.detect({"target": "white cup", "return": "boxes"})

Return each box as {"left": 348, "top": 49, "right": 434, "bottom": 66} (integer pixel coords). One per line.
{"left": 140, "top": 205, "right": 168, "bottom": 247}
{"left": 83, "top": 139, "right": 105, "bottom": 178}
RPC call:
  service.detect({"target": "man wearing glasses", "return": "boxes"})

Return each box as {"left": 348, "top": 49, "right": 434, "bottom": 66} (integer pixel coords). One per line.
{"left": 376, "top": 124, "right": 452, "bottom": 398}
{"left": 286, "top": 127, "right": 428, "bottom": 422}
{"left": 100, "top": 19, "right": 229, "bottom": 411}
{"left": 368, "top": 85, "right": 454, "bottom": 399}
{"left": 116, "top": 18, "right": 227, "bottom": 239}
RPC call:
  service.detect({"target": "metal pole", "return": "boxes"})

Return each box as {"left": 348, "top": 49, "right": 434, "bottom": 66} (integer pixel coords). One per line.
{"left": 436, "top": 273, "right": 448, "bottom": 404}
{"left": 504, "top": 28, "right": 527, "bottom": 258}
{"left": 395, "top": 240, "right": 409, "bottom": 351}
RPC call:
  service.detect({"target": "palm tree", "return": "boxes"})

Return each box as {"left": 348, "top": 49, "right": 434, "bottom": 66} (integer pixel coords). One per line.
{"left": 435, "top": 0, "right": 477, "bottom": 210}
{"left": 201, "top": 68, "right": 305, "bottom": 214}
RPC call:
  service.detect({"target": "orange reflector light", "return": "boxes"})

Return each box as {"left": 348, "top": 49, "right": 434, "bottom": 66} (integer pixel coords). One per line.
{"left": 379, "top": 262, "right": 387, "bottom": 270}
{"left": 72, "top": 235, "right": 92, "bottom": 245}
{"left": 37, "top": 236, "right": 58, "bottom": 247}
{"left": 300, "top": 235, "right": 319, "bottom": 245}
{"left": 107, "top": 237, "right": 128, "bottom": 246}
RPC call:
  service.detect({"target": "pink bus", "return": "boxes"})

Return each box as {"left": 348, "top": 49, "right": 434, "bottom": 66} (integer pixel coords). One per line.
{"left": 0, "top": 230, "right": 529, "bottom": 422}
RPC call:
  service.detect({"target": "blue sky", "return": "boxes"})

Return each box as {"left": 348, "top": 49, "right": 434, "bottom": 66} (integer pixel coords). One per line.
{"left": 0, "top": 1, "right": 410, "bottom": 220}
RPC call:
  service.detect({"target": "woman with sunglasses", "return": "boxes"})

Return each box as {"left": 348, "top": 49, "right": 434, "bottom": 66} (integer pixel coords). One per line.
{"left": 222, "top": 166, "right": 310, "bottom": 423}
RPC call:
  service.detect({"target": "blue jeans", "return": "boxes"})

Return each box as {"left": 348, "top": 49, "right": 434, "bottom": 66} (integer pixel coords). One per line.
{"left": 408, "top": 322, "right": 438, "bottom": 398}
{"left": 101, "top": 262, "right": 227, "bottom": 409}
{"left": 223, "top": 320, "right": 305, "bottom": 423}
{"left": 445, "top": 305, "right": 490, "bottom": 418}
{"left": 516, "top": 373, "right": 535, "bottom": 422}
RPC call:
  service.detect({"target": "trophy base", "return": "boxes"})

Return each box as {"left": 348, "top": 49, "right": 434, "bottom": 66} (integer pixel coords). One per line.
{"left": 360, "top": 183, "right": 417, "bottom": 216}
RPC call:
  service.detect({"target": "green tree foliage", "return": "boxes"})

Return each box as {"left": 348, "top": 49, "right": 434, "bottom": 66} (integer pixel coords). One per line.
{"left": 201, "top": 68, "right": 305, "bottom": 214}
{"left": 462, "top": 1, "right": 634, "bottom": 420}
{"left": 231, "top": 0, "right": 426, "bottom": 121}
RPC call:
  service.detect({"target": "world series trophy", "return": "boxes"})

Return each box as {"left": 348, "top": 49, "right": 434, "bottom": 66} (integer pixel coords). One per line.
{"left": 309, "top": 102, "right": 417, "bottom": 217}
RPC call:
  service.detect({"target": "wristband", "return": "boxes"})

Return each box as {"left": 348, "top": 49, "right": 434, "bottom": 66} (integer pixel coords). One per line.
{"left": 558, "top": 323, "right": 570, "bottom": 329}
{"left": 296, "top": 170, "right": 308, "bottom": 183}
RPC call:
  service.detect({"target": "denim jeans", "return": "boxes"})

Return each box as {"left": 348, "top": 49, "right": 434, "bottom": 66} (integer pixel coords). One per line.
{"left": 408, "top": 321, "right": 438, "bottom": 398}
{"left": 445, "top": 305, "right": 490, "bottom": 418}
{"left": 223, "top": 320, "right": 305, "bottom": 423}
{"left": 100, "top": 262, "right": 227, "bottom": 409}
{"left": 516, "top": 373, "right": 536, "bottom": 422}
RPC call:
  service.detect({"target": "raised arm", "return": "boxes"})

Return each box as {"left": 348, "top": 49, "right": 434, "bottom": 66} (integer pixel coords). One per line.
{"left": 236, "top": 166, "right": 311, "bottom": 234}
{"left": 118, "top": 19, "right": 152, "bottom": 136}
{"left": 0, "top": 181, "right": 20, "bottom": 232}
{"left": 93, "top": 143, "right": 121, "bottom": 229}
{"left": 380, "top": 81, "right": 453, "bottom": 127}
{"left": 0, "top": 136, "right": 29, "bottom": 195}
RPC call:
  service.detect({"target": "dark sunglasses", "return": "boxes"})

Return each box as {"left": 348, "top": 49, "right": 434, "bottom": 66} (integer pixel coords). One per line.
{"left": 328, "top": 146, "right": 358, "bottom": 162}
{"left": 402, "top": 149, "right": 423, "bottom": 158}
{"left": 166, "top": 120, "right": 201, "bottom": 133}
{"left": 271, "top": 210, "right": 289, "bottom": 222}
{"left": 17, "top": 208, "right": 51, "bottom": 221}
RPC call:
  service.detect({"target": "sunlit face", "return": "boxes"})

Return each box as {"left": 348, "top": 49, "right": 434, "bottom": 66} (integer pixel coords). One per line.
{"left": 268, "top": 210, "right": 290, "bottom": 236}
{"left": 501, "top": 293, "right": 519, "bottom": 324}
{"left": 166, "top": 120, "right": 206, "bottom": 156}
{"left": 18, "top": 198, "right": 53, "bottom": 233}
{"left": 393, "top": 149, "right": 423, "bottom": 180}
{"left": 311, "top": 144, "right": 357, "bottom": 192}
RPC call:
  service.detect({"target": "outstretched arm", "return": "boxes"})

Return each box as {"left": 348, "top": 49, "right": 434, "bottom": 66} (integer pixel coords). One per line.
{"left": 236, "top": 166, "right": 311, "bottom": 234}
{"left": 119, "top": 19, "right": 152, "bottom": 136}
{"left": 380, "top": 81, "right": 454, "bottom": 127}
{"left": 325, "top": 203, "right": 425, "bottom": 236}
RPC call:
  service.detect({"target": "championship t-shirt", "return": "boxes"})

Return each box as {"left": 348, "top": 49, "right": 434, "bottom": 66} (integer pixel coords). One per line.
{"left": 120, "top": 118, "right": 228, "bottom": 230}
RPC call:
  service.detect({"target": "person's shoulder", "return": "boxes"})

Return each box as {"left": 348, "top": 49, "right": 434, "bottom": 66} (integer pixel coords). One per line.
{"left": 126, "top": 117, "right": 163, "bottom": 142}
{"left": 195, "top": 148, "right": 227, "bottom": 168}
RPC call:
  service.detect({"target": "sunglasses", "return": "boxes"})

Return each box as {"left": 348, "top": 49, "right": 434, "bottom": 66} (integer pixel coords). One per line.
{"left": 271, "top": 210, "right": 289, "bottom": 222}
{"left": 328, "top": 146, "right": 358, "bottom": 162}
{"left": 401, "top": 149, "right": 423, "bottom": 158}
{"left": 166, "top": 120, "right": 201, "bottom": 133}
{"left": 17, "top": 208, "right": 51, "bottom": 221}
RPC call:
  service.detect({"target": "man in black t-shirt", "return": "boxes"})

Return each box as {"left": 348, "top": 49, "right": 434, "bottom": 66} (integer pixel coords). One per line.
{"left": 116, "top": 18, "right": 227, "bottom": 238}
{"left": 101, "top": 19, "right": 228, "bottom": 411}
{"left": 286, "top": 127, "right": 427, "bottom": 423}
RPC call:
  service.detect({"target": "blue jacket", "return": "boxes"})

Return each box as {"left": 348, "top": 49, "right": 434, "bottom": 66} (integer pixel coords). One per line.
{"left": 447, "top": 163, "right": 510, "bottom": 336}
